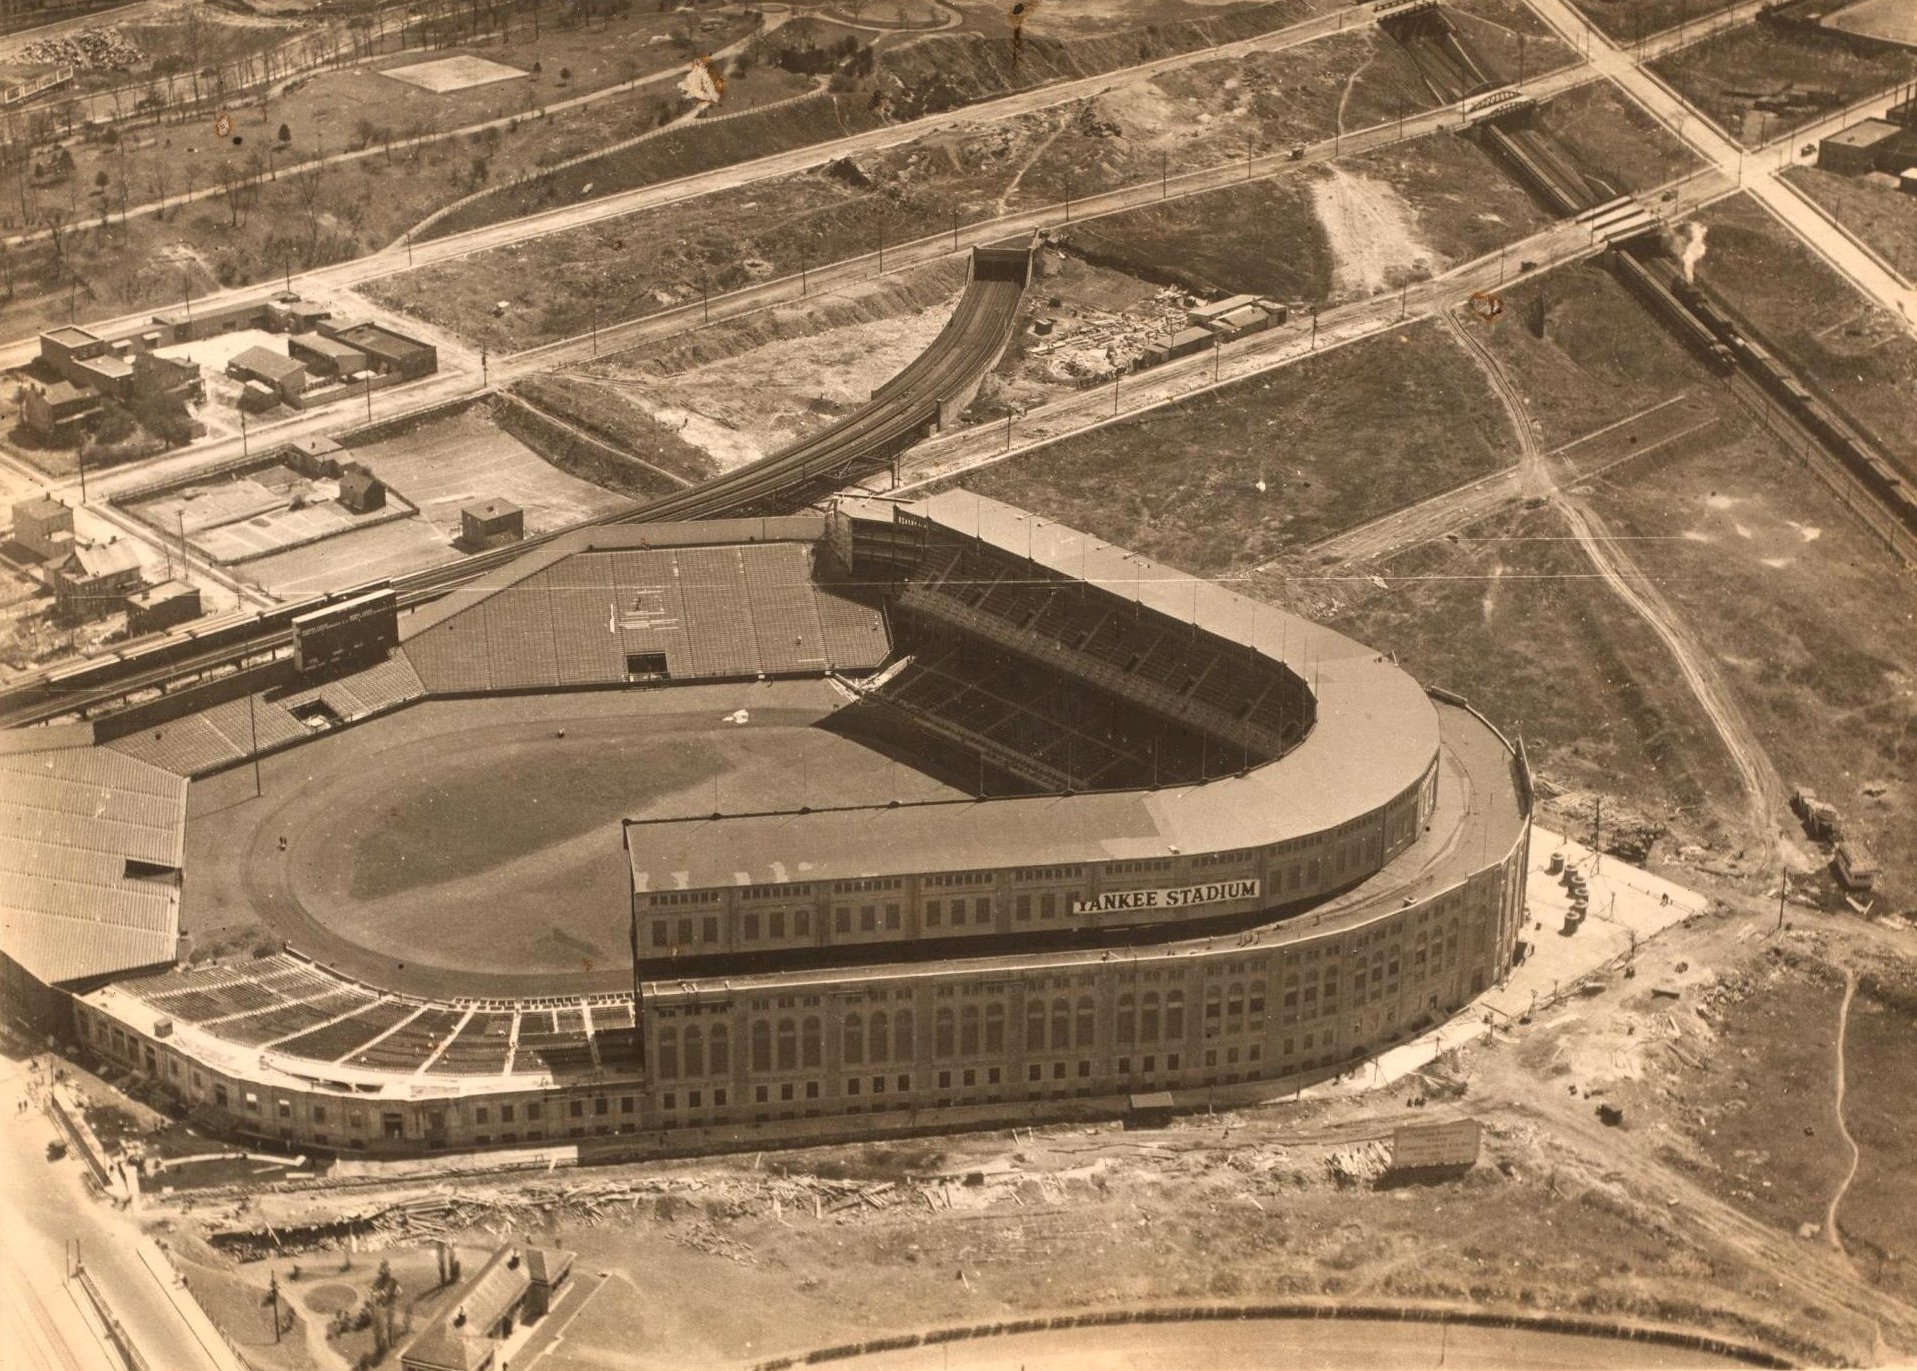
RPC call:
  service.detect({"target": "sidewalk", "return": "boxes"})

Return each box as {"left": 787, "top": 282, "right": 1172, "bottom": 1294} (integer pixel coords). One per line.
{"left": 1300, "top": 826, "right": 1705, "bottom": 1100}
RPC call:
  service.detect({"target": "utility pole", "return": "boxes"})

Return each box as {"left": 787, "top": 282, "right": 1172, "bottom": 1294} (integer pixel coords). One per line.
{"left": 247, "top": 684, "right": 262, "bottom": 797}
{"left": 1110, "top": 371, "right": 1119, "bottom": 417}
{"left": 1160, "top": 149, "right": 1167, "bottom": 199}
{"left": 1592, "top": 795, "right": 1602, "bottom": 873}
{"left": 591, "top": 305, "right": 598, "bottom": 356}
{"left": 239, "top": 407, "right": 248, "bottom": 459}
{"left": 1310, "top": 306, "right": 1318, "bottom": 349}
{"left": 1777, "top": 867, "right": 1787, "bottom": 932}
{"left": 951, "top": 208, "right": 959, "bottom": 252}
{"left": 364, "top": 372, "right": 373, "bottom": 422}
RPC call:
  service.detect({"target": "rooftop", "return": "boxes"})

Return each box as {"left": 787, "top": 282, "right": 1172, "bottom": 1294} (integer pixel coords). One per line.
{"left": 0, "top": 741, "right": 187, "bottom": 986}
{"left": 42, "top": 325, "right": 101, "bottom": 348}
{"left": 1827, "top": 118, "right": 1901, "bottom": 147}
{"left": 462, "top": 499, "right": 521, "bottom": 520}
{"left": 229, "top": 346, "right": 305, "bottom": 383}
{"left": 65, "top": 540, "right": 142, "bottom": 579}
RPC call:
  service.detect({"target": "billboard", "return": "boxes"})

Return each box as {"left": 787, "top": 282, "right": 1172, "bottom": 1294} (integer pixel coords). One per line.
{"left": 291, "top": 588, "right": 398, "bottom": 674}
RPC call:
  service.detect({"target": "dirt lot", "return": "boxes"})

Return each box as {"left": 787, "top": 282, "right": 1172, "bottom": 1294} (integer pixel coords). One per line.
{"left": 1342, "top": 128, "right": 1558, "bottom": 270}
{"left": 554, "top": 261, "right": 969, "bottom": 471}
{"left": 1840, "top": 955, "right": 1917, "bottom": 1305}
{"left": 944, "top": 318, "right": 1512, "bottom": 576}
{"left": 1649, "top": 21, "right": 1917, "bottom": 146}
{"left": 1782, "top": 164, "right": 1917, "bottom": 282}
{"left": 1692, "top": 191, "right": 1917, "bottom": 476}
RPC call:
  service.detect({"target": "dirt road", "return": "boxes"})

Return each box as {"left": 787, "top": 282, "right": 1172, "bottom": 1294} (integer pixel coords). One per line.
{"left": 1825, "top": 963, "right": 1861, "bottom": 1258}
{"left": 1442, "top": 310, "right": 1785, "bottom": 850}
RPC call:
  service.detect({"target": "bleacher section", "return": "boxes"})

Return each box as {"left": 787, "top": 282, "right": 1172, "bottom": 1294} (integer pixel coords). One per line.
{"left": 895, "top": 536, "right": 1310, "bottom": 762}
{"left": 404, "top": 541, "right": 889, "bottom": 694}
{"left": 105, "top": 653, "right": 426, "bottom": 779}
{"left": 122, "top": 955, "right": 636, "bottom": 1080}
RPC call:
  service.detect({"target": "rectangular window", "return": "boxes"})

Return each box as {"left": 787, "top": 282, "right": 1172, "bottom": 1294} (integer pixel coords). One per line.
{"left": 795, "top": 911, "right": 811, "bottom": 936}
{"left": 1015, "top": 894, "right": 1032, "bottom": 921}
{"left": 885, "top": 903, "right": 900, "bottom": 930}
{"left": 702, "top": 916, "right": 719, "bottom": 944}
{"left": 528, "top": 1103, "right": 542, "bottom": 1120}
{"left": 770, "top": 910, "right": 786, "bottom": 939}
{"left": 677, "top": 917, "right": 693, "bottom": 945}
{"left": 1040, "top": 893, "right": 1057, "bottom": 919}
{"left": 475, "top": 1106, "right": 489, "bottom": 1124}
{"left": 835, "top": 907, "right": 851, "bottom": 934}
{"left": 926, "top": 899, "right": 942, "bottom": 926}
{"left": 621, "top": 1097, "right": 635, "bottom": 1114}
{"left": 975, "top": 897, "right": 992, "bottom": 921}
{"left": 502, "top": 1105, "right": 515, "bottom": 1122}
{"left": 898, "top": 1075, "right": 911, "bottom": 1092}
{"left": 652, "top": 921, "right": 669, "bottom": 948}
{"left": 743, "top": 912, "right": 760, "bottom": 941}
{"left": 714, "top": 1089, "right": 727, "bottom": 1107}
{"left": 569, "top": 1100, "right": 584, "bottom": 1118}
{"left": 860, "top": 905, "right": 876, "bottom": 932}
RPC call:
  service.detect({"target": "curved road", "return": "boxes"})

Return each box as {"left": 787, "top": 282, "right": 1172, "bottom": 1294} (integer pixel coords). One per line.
{"left": 813, "top": 1317, "right": 1751, "bottom": 1369}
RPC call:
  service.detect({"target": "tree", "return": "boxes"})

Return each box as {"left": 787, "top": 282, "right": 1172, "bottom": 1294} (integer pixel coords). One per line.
{"left": 277, "top": 122, "right": 291, "bottom": 144}
{"left": 370, "top": 1260, "right": 400, "bottom": 1355}
{"left": 558, "top": 65, "right": 571, "bottom": 83}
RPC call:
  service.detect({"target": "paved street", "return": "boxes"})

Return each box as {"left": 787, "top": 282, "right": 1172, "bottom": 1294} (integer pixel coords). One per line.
{"left": 0, "top": 1052, "right": 243, "bottom": 1371}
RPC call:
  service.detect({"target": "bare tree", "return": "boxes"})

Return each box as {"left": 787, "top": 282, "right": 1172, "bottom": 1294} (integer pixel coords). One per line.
{"left": 147, "top": 157, "right": 169, "bottom": 219}
{"left": 290, "top": 161, "right": 323, "bottom": 262}
{"left": 218, "top": 162, "right": 248, "bottom": 228}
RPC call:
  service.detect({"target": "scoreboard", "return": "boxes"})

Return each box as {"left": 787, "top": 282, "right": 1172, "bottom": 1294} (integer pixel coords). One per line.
{"left": 291, "top": 588, "right": 399, "bottom": 674}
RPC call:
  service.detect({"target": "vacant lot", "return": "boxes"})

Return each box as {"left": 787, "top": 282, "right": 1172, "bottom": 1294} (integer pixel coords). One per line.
{"left": 1650, "top": 22, "right": 1917, "bottom": 146}
{"left": 1841, "top": 959, "right": 1917, "bottom": 1305}
{"left": 1669, "top": 951, "right": 1850, "bottom": 1237}
{"left": 1568, "top": 0, "right": 1747, "bottom": 44}
{"left": 1693, "top": 192, "right": 1917, "bottom": 474}
{"left": 1531, "top": 79, "right": 1707, "bottom": 197}
{"left": 1782, "top": 165, "right": 1917, "bottom": 282}
{"left": 950, "top": 319, "right": 1510, "bottom": 575}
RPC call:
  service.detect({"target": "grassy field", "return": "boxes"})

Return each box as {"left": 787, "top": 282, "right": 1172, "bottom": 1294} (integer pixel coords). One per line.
{"left": 1344, "top": 126, "right": 1559, "bottom": 265}
{"left": 1669, "top": 951, "right": 1850, "bottom": 1237}
{"left": 1567, "top": 0, "right": 1747, "bottom": 44}
{"left": 1693, "top": 192, "right": 1917, "bottom": 477}
{"left": 1060, "top": 176, "right": 1334, "bottom": 300}
{"left": 509, "top": 372, "right": 718, "bottom": 484}
{"left": 1650, "top": 22, "right": 1917, "bottom": 147}
{"left": 948, "top": 319, "right": 1512, "bottom": 576}
{"left": 1782, "top": 165, "right": 1917, "bottom": 282}
{"left": 1842, "top": 958, "right": 1917, "bottom": 1304}
{"left": 1313, "top": 501, "right": 1745, "bottom": 836}
{"left": 1532, "top": 80, "right": 1707, "bottom": 197}
{"left": 1447, "top": 0, "right": 1581, "bottom": 83}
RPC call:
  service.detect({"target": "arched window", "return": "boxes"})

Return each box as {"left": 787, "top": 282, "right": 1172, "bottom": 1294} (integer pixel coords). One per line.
{"left": 1074, "top": 995, "right": 1095, "bottom": 1049}
{"left": 657, "top": 1025, "right": 679, "bottom": 1080}
{"left": 843, "top": 1013, "right": 864, "bottom": 1067}
{"left": 750, "top": 1021, "right": 771, "bottom": 1074}
{"left": 1140, "top": 993, "right": 1161, "bottom": 1043}
{"left": 935, "top": 1007, "right": 956, "bottom": 1058}
{"left": 776, "top": 1018, "right": 797, "bottom": 1072}
{"left": 895, "top": 1009, "right": 914, "bottom": 1059}
{"left": 802, "top": 1016, "right": 822, "bottom": 1069}
{"left": 869, "top": 1011, "right": 889, "bottom": 1063}
{"left": 683, "top": 1025, "right": 703, "bottom": 1078}
{"left": 1166, "top": 991, "right": 1185, "bottom": 1040}
{"left": 709, "top": 1023, "right": 729, "bottom": 1075}
{"left": 1116, "top": 994, "right": 1136, "bottom": 1045}
{"left": 1026, "top": 999, "right": 1047, "bottom": 1052}
{"left": 984, "top": 1003, "right": 1005, "bottom": 1053}
{"left": 1050, "top": 998, "right": 1071, "bottom": 1052}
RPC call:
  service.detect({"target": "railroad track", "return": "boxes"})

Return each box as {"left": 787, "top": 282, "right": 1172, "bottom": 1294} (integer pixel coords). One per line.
{"left": 0, "top": 255, "right": 1030, "bottom": 729}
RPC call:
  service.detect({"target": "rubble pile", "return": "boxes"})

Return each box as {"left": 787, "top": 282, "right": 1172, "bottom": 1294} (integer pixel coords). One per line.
{"left": 1324, "top": 1139, "right": 1390, "bottom": 1187}
{"left": 19, "top": 26, "right": 146, "bottom": 71}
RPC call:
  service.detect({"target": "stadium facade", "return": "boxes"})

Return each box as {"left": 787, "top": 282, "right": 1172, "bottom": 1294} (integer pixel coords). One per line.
{"left": 7, "top": 492, "right": 1532, "bottom": 1155}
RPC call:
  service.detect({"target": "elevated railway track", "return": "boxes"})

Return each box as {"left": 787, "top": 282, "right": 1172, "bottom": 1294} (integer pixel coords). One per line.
{"left": 0, "top": 247, "right": 1031, "bottom": 730}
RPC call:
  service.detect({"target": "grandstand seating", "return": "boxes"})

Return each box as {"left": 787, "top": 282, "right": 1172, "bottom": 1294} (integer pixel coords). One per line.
{"left": 273, "top": 998, "right": 419, "bottom": 1063}
{"left": 897, "top": 536, "right": 1312, "bottom": 760}
{"left": 426, "top": 1012, "right": 516, "bottom": 1076}
{"left": 349, "top": 1005, "right": 464, "bottom": 1070}
{"left": 405, "top": 543, "right": 890, "bottom": 694}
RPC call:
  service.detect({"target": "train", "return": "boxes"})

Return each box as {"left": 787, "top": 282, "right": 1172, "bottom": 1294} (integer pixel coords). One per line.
{"left": 1608, "top": 244, "right": 1917, "bottom": 542}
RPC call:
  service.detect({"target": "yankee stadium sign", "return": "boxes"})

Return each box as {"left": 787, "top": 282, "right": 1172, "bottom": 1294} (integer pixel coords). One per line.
{"left": 1071, "top": 879, "right": 1260, "bottom": 916}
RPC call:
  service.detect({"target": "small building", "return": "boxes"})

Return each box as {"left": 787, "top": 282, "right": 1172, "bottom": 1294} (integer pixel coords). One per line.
{"left": 227, "top": 346, "right": 308, "bottom": 402}
{"left": 1819, "top": 119, "right": 1902, "bottom": 176}
{"left": 284, "top": 434, "right": 346, "bottom": 477}
{"left": 130, "top": 352, "right": 203, "bottom": 405}
{"left": 288, "top": 333, "right": 368, "bottom": 379}
{"left": 1187, "top": 293, "right": 1259, "bottom": 327}
{"left": 1203, "top": 304, "right": 1270, "bottom": 339}
{"left": 461, "top": 500, "right": 523, "bottom": 550}
{"left": 264, "top": 296, "right": 332, "bottom": 334}
{"left": 72, "top": 352, "right": 135, "bottom": 401}
{"left": 1835, "top": 841, "right": 1879, "bottom": 892}
{"left": 52, "top": 540, "right": 143, "bottom": 621}
{"left": 1165, "top": 325, "right": 1215, "bottom": 361}
{"left": 237, "top": 379, "right": 280, "bottom": 414}
{"left": 125, "top": 579, "right": 202, "bottom": 637}
{"left": 9, "top": 495, "right": 73, "bottom": 561}
{"left": 337, "top": 462, "right": 385, "bottom": 514}
{"left": 323, "top": 321, "right": 438, "bottom": 381}
{"left": 22, "top": 380, "right": 102, "bottom": 440}
{"left": 397, "top": 1244, "right": 574, "bottom": 1371}
{"left": 37, "top": 325, "right": 108, "bottom": 383}
{"left": 152, "top": 297, "right": 271, "bottom": 345}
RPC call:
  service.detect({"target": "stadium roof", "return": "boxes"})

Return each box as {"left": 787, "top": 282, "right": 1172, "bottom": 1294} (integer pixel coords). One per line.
{"left": 628, "top": 494, "right": 1440, "bottom": 891}
{"left": 0, "top": 741, "right": 187, "bottom": 986}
